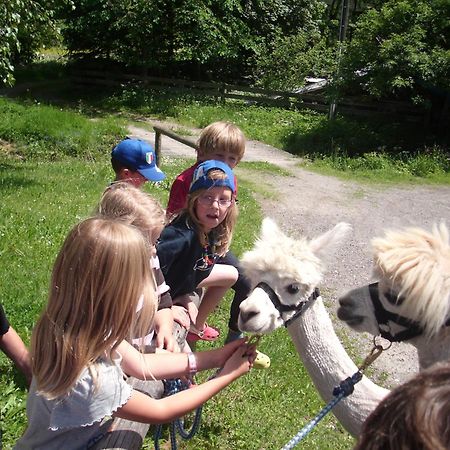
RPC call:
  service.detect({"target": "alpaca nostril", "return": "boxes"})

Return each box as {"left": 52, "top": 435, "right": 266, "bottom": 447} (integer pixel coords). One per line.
{"left": 337, "top": 302, "right": 364, "bottom": 326}
{"left": 241, "top": 310, "right": 258, "bottom": 323}
{"left": 338, "top": 295, "right": 354, "bottom": 308}
{"left": 336, "top": 307, "right": 348, "bottom": 321}
{"left": 337, "top": 295, "right": 356, "bottom": 321}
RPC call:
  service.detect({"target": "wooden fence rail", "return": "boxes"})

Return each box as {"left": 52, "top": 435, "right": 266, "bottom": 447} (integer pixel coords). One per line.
{"left": 70, "top": 68, "right": 425, "bottom": 121}
{"left": 153, "top": 125, "right": 197, "bottom": 165}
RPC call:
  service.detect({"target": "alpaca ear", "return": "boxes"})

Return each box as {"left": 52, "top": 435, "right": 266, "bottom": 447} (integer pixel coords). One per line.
{"left": 260, "top": 217, "right": 281, "bottom": 241}
{"left": 310, "top": 222, "right": 352, "bottom": 259}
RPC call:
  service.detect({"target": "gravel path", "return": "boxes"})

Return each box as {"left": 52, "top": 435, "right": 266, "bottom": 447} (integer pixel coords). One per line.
{"left": 129, "top": 122, "right": 450, "bottom": 388}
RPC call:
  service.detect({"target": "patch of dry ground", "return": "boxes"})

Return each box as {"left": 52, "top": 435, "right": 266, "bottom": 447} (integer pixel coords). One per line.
{"left": 129, "top": 121, "right": 450, "bottom": 388}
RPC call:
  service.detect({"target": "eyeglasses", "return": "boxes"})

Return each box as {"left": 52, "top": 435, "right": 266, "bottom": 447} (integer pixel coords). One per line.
{"left": 197, "top": 194, "right": 233, "bottom": 208}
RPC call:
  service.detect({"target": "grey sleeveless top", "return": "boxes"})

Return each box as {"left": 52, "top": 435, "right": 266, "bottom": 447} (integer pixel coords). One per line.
{"left": 15, "top": 353, "right": 132, "bottom": 449}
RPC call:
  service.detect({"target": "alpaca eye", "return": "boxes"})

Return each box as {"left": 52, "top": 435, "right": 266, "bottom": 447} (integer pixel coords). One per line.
{"left": 385, "top": 290, "right": 404, "bottom": 305}
{"left": 286, "top": 284, "right": 300, "bottom": 294}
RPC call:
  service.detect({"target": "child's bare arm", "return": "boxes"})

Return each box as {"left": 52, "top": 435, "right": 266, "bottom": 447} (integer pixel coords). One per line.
{"left": 0, "top": 326, "right": 32, "bottom": 385}
{"left": 118, "top": 338, "right": 249, "bottom": 380}
{"left": 115, "top": 344, "right": 254, "bottom": 424}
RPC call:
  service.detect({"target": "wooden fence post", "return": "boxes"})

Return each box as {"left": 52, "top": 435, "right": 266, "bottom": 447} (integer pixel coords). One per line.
{"left": 154, "top": 130, "right": 162, "bottom": 166}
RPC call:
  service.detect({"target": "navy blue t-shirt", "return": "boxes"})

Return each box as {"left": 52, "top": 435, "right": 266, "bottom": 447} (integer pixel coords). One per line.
{"left": 0, "top": 304, "right": 10, "bottom": 336}
{"left": 157, "top": 217, "right": 216, "bottom": 299}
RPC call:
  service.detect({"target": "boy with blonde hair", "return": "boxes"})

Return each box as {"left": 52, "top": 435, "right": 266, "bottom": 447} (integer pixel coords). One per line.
{"left": 166, "top": 122, "right": 270, "bottom": 365}
{"left": 166, "top": 121, "right": 244, "bottom": 216}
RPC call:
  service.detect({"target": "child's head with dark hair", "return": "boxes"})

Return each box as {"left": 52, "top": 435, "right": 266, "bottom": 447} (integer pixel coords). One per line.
{"left": 111, "top": 138, "right": 165, "bottom": 188}
{"left": 355, "top": 361, "right": 450, "bottom": 450}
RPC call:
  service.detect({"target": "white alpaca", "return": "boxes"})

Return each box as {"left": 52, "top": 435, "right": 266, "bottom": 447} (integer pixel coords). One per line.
{"left": 338, "top": 223, "right": 450, "bottom": 370}
{"left": 238, "top": 219, "right": 450, "bottom": 437}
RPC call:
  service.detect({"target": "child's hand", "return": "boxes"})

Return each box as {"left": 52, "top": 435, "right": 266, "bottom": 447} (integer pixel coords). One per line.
{"left": 172, "top": 298, "right": 198, "bottom": 327}
{"left": 215, "top": 337, "right": 248, "bottom": 366}
{"left": 215, "top": 338, "right": 257, "bottom": 368}
{"left": 172, "top": 305, "right": 191, "bottom": 330}
{"left": 155, "top": 330, "right": 179, "bottom": 353}
{"left": 220, "top": 343, "right": 257, "bottom": 378}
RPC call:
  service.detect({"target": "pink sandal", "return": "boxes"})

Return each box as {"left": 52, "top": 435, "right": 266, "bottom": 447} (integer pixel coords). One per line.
{"left": 187, "top": 324, "right": 220, "bottom": 342}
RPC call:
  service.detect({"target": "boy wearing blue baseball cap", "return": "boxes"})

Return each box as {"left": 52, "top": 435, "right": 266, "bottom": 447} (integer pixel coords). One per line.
{"left": 111, "top": 137, "right": 165, "bottom": 188}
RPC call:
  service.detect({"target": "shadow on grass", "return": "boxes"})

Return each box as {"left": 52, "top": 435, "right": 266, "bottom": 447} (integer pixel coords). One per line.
{"left": 280, "top": 114, "right": 448, "bottom": 157}
{"left": 5, "top": 61, "right": 449, "bottom": 158}
{"left": 5, "top": 61, "right": 214, "bottom": 121}
{"left": 0, "top": 163, "right": 40, "bottom": 193}
{"left": 11, "top": 368, "right": 29, "bottom": 391}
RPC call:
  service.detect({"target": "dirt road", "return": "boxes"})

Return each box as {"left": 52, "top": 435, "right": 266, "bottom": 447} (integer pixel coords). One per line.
{"left": 129, "top": 122, "right": 450, "bottom": 388}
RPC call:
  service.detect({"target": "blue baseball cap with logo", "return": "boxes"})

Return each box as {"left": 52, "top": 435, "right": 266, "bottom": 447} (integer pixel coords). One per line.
{"left": 190, "top": 160, "right": 235, "bottom": 194}
{"left": 111, "top": 138, "right": 166, "bottom": 181}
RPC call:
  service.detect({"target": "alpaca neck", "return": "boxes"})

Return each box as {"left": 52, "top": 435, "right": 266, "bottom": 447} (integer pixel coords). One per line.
{"left": 415, "top": 328, "right": 450, "bottom": 369}
{"left": 287, "top": 297, "right": 389, "bottom": 437}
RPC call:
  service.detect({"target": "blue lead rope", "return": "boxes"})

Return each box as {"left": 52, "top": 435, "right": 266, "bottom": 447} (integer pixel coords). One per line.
{"left": 281, "top": 343, "right": 385, "bottom": 450}
{"left": 154, "top": 378, "right": 203, "bottom": 450}
{"left": 281, "top": 372, "right": 362, "bottom": 450}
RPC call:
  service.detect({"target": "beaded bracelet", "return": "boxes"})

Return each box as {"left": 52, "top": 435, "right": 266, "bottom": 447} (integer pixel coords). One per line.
{"left": 187, "top": 352, "right": 197, "bottom": 375}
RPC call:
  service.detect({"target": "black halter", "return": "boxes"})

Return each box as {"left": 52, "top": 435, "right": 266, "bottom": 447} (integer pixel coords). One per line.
{"left": 255, "top": 281, "right": 320, "bottom": 328}
{"left": 368, "top": 282, "right": 450, "bottom": 342}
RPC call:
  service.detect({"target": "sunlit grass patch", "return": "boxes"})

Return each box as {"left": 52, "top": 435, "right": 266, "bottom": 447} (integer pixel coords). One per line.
{"left": 301, "top": 149, "right": 450, "bottom": 185}
{"left": 239, "top": 161, "right": 292, "bottom": 177}
{"left": 0, "top": 97, "right": 124, "bottom": 160}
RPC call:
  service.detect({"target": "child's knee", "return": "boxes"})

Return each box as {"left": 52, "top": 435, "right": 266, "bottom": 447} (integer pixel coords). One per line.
{"left": 225, "top": 265, "right": 239, "bottom": 285}
{"left": 214, "top": 265, "right": 238, "bottom": 287}
{"left": 203, "top": 264, "right": 238, "bottom": 287}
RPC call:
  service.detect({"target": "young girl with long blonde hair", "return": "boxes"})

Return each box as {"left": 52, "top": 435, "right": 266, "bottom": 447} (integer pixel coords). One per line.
{"left": 15, "top": 218, "right": 255, "bottom": 449}
{"left": 96, "top": 182, "right": 179, "bottom": 352}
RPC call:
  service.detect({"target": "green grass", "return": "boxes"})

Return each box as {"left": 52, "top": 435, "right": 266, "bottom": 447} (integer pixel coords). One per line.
{"left": 0, "top": 158, "right": 113, "bottom": 446}
{"left": 172, "top": 125, "right": 198, "bottom": 137}
{"left": 0, "top": 99, "right": 356, "bottom": 449}
{"left": 0, "top": 78, "right": 446, "bottom": 446}
{"left": 0, "top": 97, "right": 125, "bottom": 160}
{"left": 301, "top": 148, "right": 450, "bottom": 185}
{"left": 239, "top": 161, "right": 293, "bottom": 177}
{"left": 1, "top": 59, "right": 447, "bottom": 449}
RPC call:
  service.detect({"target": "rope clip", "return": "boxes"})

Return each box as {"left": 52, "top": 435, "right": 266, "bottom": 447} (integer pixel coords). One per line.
{"left": 357, "top": 335, "right": 390, "bottom": 374}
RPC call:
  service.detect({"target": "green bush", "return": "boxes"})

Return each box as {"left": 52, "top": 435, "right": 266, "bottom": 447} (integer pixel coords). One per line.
{"left": 255, "top": 31, "right": 336, "bottom": 90}
{"left": 339, "top": 0, "right": 450, "bottom": 103}
{"left": 405, "top": 148, "right": 449, "bottom": 177}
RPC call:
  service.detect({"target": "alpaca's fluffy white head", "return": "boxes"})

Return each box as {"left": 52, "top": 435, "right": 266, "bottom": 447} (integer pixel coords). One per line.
{"left": 242, "top": 219, "right": 322, "bottom": 292}
{"left": 242, "top": 218, "right": 351, "bottom": 291}
{"left": 238, "top": 218, "right": 351, "bottom": 333}
{"left": 372, "top": 222, "right": 450, "bottom": 337}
